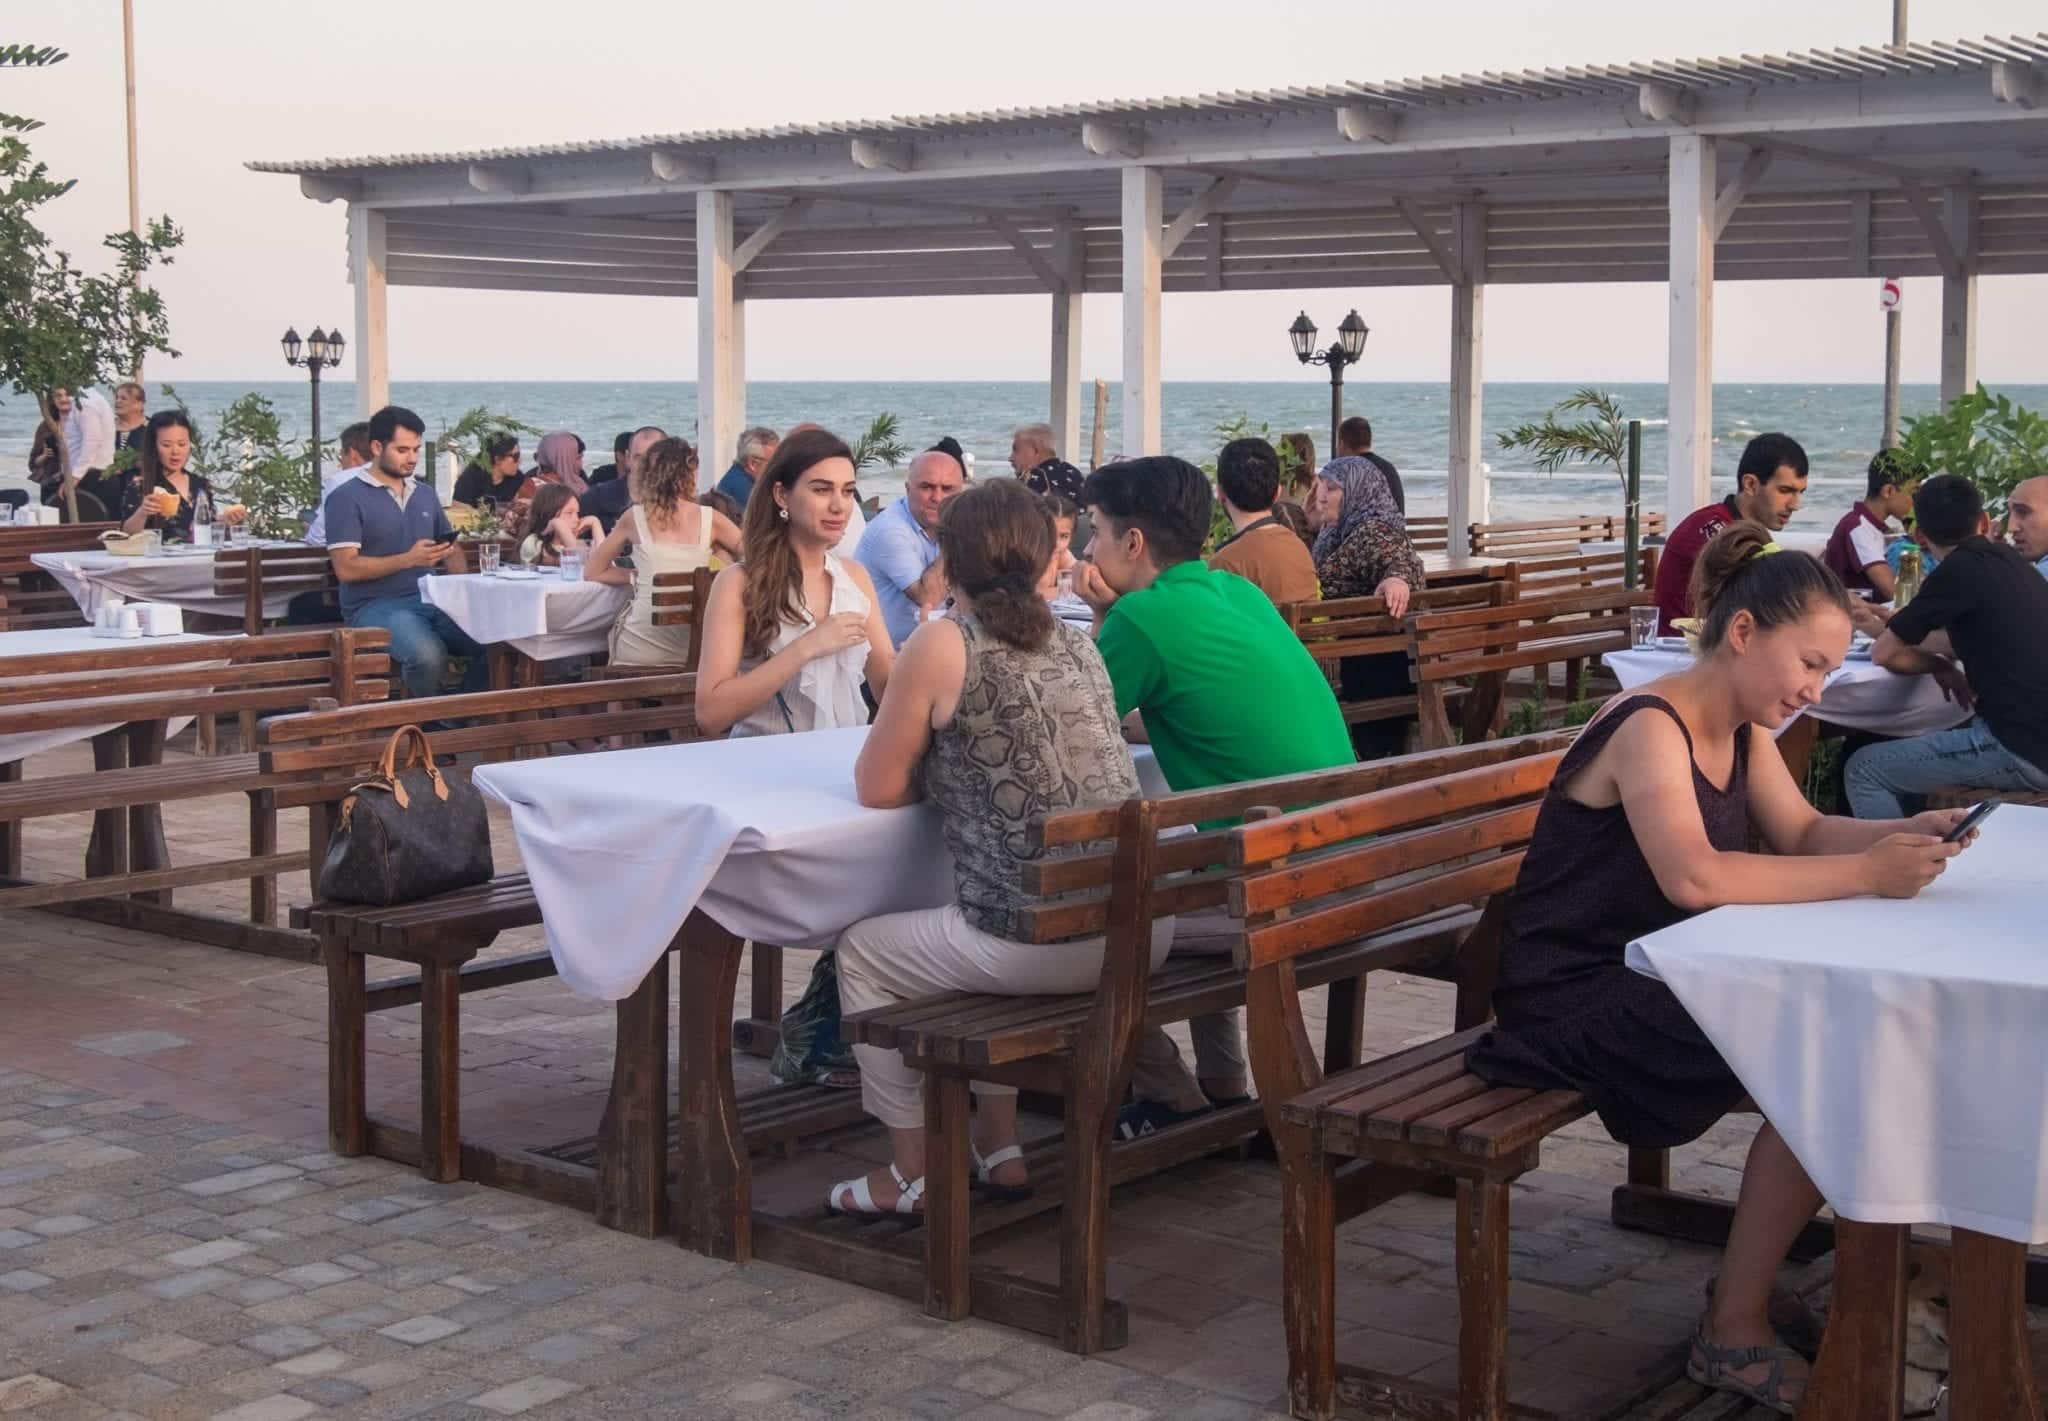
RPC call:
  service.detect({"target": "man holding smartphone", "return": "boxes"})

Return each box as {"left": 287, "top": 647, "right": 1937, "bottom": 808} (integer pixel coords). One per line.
{"left": 324, "top": 405, "right": 490, "bottom": 701}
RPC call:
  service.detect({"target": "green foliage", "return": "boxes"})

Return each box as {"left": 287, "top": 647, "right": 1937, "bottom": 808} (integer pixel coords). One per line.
{"left": 1497, "top": 388, "right": 1630, "bottom": 482}
{"left": 1803, "top": 734, "right": 1844, "bottom": 814}
{"left": 437, "top": 405, "right": 542, "bottom": 473}
{"left": 1896, "top": 384, "right": 2048, "bottom": 518}
{"left": 849, "top": 412, "right": 910, "bottom": 473}
{"left": 148, "top": 384, "right": 322, "bottom": 541}
{"left": 0, "top": 39, "right": 181, "bottom": 520}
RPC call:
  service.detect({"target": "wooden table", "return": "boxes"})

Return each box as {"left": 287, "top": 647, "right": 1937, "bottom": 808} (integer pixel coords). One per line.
{"left": 1419, "top": 550, "right": 1514, "bottom": 587}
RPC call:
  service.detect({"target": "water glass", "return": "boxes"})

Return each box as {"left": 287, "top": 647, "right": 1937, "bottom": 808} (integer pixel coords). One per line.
{"left": 227, "top": 521, "right": 251, "bottom": 548}
{"left": 190, "top": 520, "right": 213, "bottom": 548}
{"left": 1629, "top": 604, "right": 1659, "bottom": 648}
{"left": 559, "top": 547, "right": 585, "bottom": 583}
{"left": 478, "top": 541, "right": 501, "bottom": 574}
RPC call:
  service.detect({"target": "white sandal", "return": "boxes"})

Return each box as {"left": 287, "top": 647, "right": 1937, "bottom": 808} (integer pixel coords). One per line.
{"left": 827, "top": 1164, "right": 925, "bottom": 1216}
{"left": 971, "top": 1142, "right": 1034, "bottom": 1202}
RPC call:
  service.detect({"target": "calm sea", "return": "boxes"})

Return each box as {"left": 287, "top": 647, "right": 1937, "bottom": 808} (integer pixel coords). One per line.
{"left": 7, "top": 379, "right": 2038, "bottom": 536}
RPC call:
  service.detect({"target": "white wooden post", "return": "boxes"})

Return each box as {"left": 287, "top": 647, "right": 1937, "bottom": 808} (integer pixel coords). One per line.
{"left": 1049, "top": 219, "right": 1084, "bottom": 459}
{"left": 346, "top": 205, "right": 389, "bottom": 417}
{"left": 1120, "top": 167, "right": 1162, "bottom": 458}
{"left": 1666, "top": 135, "right": 1716, "bottom": 527}
{"left": 1939, "top": 184, "right": 1978, "bottom": 407}
{"left": 696, "top": 190, "right": 741, "bottom": 477}
{"left": 731, "top": 294, "right": 747, "bottom": 442}
{"left": 1447, "top": 202, "right": 1487, "bottom": 542}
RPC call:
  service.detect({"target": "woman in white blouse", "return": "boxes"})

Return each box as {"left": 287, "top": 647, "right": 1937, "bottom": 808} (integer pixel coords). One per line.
{"left": 695, "top": 427, "right": 894, "bottom": 737}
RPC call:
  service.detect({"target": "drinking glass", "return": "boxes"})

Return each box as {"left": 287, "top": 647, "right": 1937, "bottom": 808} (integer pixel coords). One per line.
{"left": 1629, "top": 604, "right": 1659, "bottom": 648}
{"left": 478, "top": 541, "right": 501, "bottom": 574}
{"left": 559, "top": 547, "right": 585, "bottom": 583}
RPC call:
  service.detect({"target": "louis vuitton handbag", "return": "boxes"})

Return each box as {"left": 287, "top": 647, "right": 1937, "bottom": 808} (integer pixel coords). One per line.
{"left": 318, "top": 725, "right": 493, "bottom": 905}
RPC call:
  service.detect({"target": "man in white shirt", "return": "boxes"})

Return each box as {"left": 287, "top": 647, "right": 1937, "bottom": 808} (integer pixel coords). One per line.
{"left": 64, "top": 388, "right": 116, "bottom": 477}
{"left": 304, "top": 423, "right": 374, "bottom": 547}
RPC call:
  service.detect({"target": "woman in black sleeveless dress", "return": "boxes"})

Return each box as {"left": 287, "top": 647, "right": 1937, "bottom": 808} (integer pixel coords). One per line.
{"left": 1466, "top": 522, "right": 1974, "bottom": 1413}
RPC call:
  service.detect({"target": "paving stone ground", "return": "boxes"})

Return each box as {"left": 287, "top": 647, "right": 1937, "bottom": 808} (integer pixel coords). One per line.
{"left": 0, "top": 734, "right": 1826, "bottom": 1418}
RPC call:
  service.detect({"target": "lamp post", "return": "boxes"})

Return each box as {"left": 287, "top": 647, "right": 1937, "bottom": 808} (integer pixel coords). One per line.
{"left": 1288, "top": 309, "right": 1369, "bottom": 455}
{"left": 281, "top": 326, "right": 346, "bottom": 478}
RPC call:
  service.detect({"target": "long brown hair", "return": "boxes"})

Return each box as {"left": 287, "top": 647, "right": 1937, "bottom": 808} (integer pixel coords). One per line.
{"left": 633, "top": 437, "right": 699, "bottom": 528}
{"left": 938, "top": 479, "right": 1055, "bottom": 651}
{"left": 524, "top": 484, "right": 578, "bottom": 548}
{"left": 739, "top": 427, "right": 855, "bottom": 658}
{"left": 1688, "top": 520, "right": 1850, "bottom": 651}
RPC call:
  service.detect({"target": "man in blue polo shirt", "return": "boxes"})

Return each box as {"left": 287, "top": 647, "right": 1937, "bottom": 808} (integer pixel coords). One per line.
{"left": 324, "top": 405, "right": 489, "bottom": 701}
{"left": 856, "top": 447, "right": 965, "bottom": 647}
{"left": 714, "top": 426, "right": 779, "bottom": 512}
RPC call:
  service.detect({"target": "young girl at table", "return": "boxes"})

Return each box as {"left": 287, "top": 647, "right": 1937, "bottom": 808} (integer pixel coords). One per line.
{"left": 1465, "top": 520, "right": 1976, "bottom": 1414}
{"left": 514, "top": 485, "right": 601, "bottom": 568}
{"left": 1036, "top": 492, "right": 1080, "bottom": 599}
{"left": 118, "top": 410, "right": 246, "bottom": 540}
{"left": 586, "top": 436, "right": 743, "bottom": 667}
{"left": 825, "top": 479, "right": 1171, "bottom": 1214}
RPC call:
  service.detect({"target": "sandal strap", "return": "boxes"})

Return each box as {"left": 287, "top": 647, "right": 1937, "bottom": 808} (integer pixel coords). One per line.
{"left": 975, "top": 1144, "right": 1026, "bottom": 1174}
{"left": 891, "top": 1165, "right": 925, "bottom": 1214}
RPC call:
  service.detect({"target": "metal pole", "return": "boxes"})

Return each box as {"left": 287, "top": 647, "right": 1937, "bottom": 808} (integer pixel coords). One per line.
{"left": 1625, "top": 419, "right": 1643, "bottom": 590}
{"left": 309, "top": 364, "right": 323, "bottom": 481}
{"left": 1882, "top": 310, "right": 1903, "bottom": 448}
{"left": 1328, "top": 351, "right": 1344, "bottom": 457}
{"left": 122, "top": 0, "right": 142, "bottom": 379}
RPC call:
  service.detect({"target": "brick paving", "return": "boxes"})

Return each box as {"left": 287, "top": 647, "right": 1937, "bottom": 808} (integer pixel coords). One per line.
{"left": 1, "top": 732, "right": 1835, "bottom": 1417}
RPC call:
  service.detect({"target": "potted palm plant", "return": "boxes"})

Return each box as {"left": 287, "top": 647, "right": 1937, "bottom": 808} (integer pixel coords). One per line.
{"left": 1496, "top": 388, "right": 1647, "bottom": 588}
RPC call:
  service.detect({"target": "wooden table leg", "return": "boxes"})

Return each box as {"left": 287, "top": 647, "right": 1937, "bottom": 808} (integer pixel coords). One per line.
{"left": 596, "top": 953, "right": 670, "bottom": 1238}
{"left": 1800, "top": 1218, "right": 1907, "bottom": 1420}
{"left": 0, "top": 760, "right": 21, "bottom": 882}
{"left": 125, "top": 719, "right": 170, "bottom": 905}
{"left": 674, "top": 912, "right": 750, "bottom": 1262}
{"left": 85, "top": 728, "right": 130, "bottom": 879}
{"left": 1948, "top": 1229, "right": 2043, "bottom": 1421}
{"left": 326, "top": 943, "right": 367, "bottom": 1157}
{"left": 1776, "top": 715, "right": 1821, "bottom": 787}
{"left": 419, "top": 962, "right": 462, "bottom": 1184}
{"left": 488, "top": 645, "right": 514, "bottom": 692}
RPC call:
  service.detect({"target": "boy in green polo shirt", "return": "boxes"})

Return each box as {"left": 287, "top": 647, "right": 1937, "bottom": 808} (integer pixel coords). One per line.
{"left": 1073, "top": 456, "right": 1355, "bottom": 1130}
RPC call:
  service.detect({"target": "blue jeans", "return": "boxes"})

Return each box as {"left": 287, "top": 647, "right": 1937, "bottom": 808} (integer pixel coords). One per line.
{"left": 346, "top": 596, "right": 490, "bottom": 702}
{"left": 1843, "top": 717, "right": 2048, "bottom": 819}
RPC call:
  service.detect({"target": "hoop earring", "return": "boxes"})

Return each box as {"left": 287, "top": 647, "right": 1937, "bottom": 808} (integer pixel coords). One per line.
{"left": 777, "top": 507, "right": 789, "bottom": 522}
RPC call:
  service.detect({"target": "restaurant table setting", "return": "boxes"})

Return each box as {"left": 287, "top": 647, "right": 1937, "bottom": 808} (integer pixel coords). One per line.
{"left": 420, "top": 565, "right": 629, "bottom": 662}
{"left": 31, "top": 541, "right": 306, "bottom": 621}
{"left": 1604, "top": 637, "right": 1969, "bottom": 739}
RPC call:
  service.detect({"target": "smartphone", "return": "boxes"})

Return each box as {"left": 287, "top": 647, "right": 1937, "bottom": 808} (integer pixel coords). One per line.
{"left": 1943, "top": 799, "right": 2000, "bottom": 843}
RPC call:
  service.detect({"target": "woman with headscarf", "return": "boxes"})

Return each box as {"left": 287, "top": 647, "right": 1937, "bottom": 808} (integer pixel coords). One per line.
{"left": 507, "top": 429, "right": 587, "bottom": 539}
{"left": 1307, "top": 455, "right": 1427, "bottom": 759}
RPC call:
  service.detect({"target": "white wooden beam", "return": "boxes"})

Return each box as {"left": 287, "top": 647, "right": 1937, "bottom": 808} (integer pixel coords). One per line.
{"left": 1745, "top": 136, "right": 1972, "bottom": 186}
{"left": 1848, "top": 190, "right": 1874, "bottom": 275}
{"left": 1205, "top": 213, "right": 1225, "bottom": 291}
{"left": 346, "top": 206, "right": 389, "bottom": 418}
{"left": 1448, "top": 202, "right": 1487, "bottom": 536}
{"left": 1638, "top": 82, "right": 1695, "bottom": 126}
{"left": 1335, "top": 107, "right": 1400, "bottom": 144}
{"left": 696, "top": 190, "right": 742, "bottom": 480}
{"left": 301, "top": 174, "right": 359, "bottom": 203}
{"left": 732, "top": 199, "right": 814, "bottom": 274}
{"left": 1161, "top": 177, "right": 1237, "bottom": 260}
{"left": 1899, "top": 178, "right": 1966, "bottom": 281}
{"left": 1050, "top": 218, "right": 1084, "bottom": 460}
{"left": 1121, "top": 166, "right": 1163, "bottom": 458}
{"left": 1712, "top": 146, "right": 1774, "bottom": 240}
{"left": 1082, "top": 122, "right": 1143, "bottom": 160}
{"left": 1666, "top": 134, "right": 1715, "bottom": 528}
{"left": 1990, "top": 60, "right": 2041, "bottom": 110}
{"left": 850, "top": 138, "right": 912, "bottom": 173}
{"left": 466, "top": 163, "right": 530, "bottom": 195}
{"left": 1940, "top": 184, "right": 1978, "bottom": 406}
{"left": 651, "top": 150, "right": 713, "bottom": 184}
{"left": 1394, "top": 197, "right": 1460, "bottom": 281}
{"left": 985, "top": 212, "right": 1067, "bottom": 291}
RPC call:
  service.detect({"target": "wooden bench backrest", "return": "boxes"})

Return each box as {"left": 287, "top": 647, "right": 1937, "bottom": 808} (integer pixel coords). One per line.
{"left": 212, "top": 546, "right": 339, "bottom": 634}
{"left": 1412, "top": 588, "right": 1645, "bottom": 687}
{"left": 0, "top": 523, "right": 120, "bottom": 579}
{"left": 649, "top": 567, "right": 715, "bottom": 669}
{"left": 1509, "top": 546, "right": 1659, "bottom": 598}
{"left": 1407, "top": 515, "right": 1451, "bottom": 554}
{"left": 1286, "top": 582, "right": 1501, "bottom": 665}
{"left": 0, "top": 627, "right": 392, "bottom": 734}
{"left": 1467, "top": 513, "right": 1666, "bottom": 559}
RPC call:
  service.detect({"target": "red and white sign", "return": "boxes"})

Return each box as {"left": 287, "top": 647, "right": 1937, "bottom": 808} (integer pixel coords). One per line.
{"left": 1880, "top": 277, "right": 1903, "bottom": 311}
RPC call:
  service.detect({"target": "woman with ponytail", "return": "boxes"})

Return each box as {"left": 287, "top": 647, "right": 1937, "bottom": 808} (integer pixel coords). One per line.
{"left": 824, "top": 478, "right": 1165, "bottom": 1215}
{"left": 694, "top": 427, "right": 892, "bottom": 737}
{"left": 1465, "top": 520, "right": 1979, "bottom": 1413}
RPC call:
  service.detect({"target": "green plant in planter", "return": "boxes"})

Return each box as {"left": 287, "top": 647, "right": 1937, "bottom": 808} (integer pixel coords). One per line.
{"left": 153, "top": 385, "right": 322, "bottom": 541}
{"left": 438, "top": 405, "right": 542, "bottom": 476}
{"left": 1201, "top": 414, "right": 1304, "bottom": 552}
{"left": 1896, "top": 385, "right": 2048, "bottom": 517}
{"left": 849, "top": 412, "right": 910, "bottom": 473}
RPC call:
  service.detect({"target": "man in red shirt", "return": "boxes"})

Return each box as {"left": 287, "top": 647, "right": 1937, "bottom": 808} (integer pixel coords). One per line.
{"left": 1653, "top": 433, "right": 1808, "bottom": 633}
{"left": 1822, "top": 451, "right": 1919, "bottom": 602}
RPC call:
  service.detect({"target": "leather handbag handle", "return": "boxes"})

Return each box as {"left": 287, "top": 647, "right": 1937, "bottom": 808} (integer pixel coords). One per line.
{"left": 374, "top": 724, "right": 451, "bottom": 808}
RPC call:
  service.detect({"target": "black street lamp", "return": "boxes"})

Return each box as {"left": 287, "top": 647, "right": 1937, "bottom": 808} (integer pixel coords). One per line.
{"left": 282, "top": 326, "right": 346, "bottom": 478}
{"left": 1287, "top": 309, "right": 1370, "bottom": 454}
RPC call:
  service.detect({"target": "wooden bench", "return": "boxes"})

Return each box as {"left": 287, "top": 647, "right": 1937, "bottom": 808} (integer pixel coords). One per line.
{"left": 0, "top": 628, "right": 390, "bottom": 954}
{"left": 1506, "top": 545, "right": 1660, "bottom": 599}
{"left": 1229, "top": 750, "right": 1587, "bottom": 1420}
{"left": 1407, "top": 515, "right": 1451, "bottom": 554}
{"left": 0, "top": 523, "right": 115, "bottom": 629}
{"left": 1468, "top": 513, "right": 1666, "bottom": 559}
{"left": 832, "top": 732, "right": 1577, "bottom": 1354}
{"left": 263, "top": 675, "right": 777, "bottom": 1231}
{"left": 1412, "top": 587, "right": 1647, "bottom": 749}
{"left": 213, "top": 544, "right": 339, "bottom": 635}
{"left": 1286, "top": 583, "right": 1503, "bottom": 740}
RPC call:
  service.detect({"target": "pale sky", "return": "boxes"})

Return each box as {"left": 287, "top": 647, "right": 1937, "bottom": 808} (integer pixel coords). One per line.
{"left": 17, "top": 0, "right": 2048, "bottom": 385}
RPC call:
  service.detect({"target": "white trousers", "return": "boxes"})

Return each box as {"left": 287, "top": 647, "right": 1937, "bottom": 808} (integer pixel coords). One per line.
{"left": 836, "top": 904, "right": 1174, "bottom": 1130}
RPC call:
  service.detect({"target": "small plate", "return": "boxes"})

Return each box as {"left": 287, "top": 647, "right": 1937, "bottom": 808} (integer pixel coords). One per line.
{"left": 493, "top": 568, "right": 541, "bottom": 581}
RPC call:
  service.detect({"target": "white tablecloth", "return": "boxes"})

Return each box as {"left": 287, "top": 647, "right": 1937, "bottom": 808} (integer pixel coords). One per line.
{"left": 31, "top": 546, "right": 305, "bottom": 620}
{"left": 0, "top": 627, "right": 234, "bottom": 762}
{"left": 474, "top": 727, "right": 1168, "bottom": 1001}
{"left": 1628, "top": 806, "right": 2048, "bottom": 1243}
{"left": 421, "top": 570, "right": 629, "bottom": 661}
{"left": 1604, "top": 646, "right": 1969, "bottom": 738}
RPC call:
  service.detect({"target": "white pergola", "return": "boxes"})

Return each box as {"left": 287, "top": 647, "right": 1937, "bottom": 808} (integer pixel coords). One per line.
{"left": 251, "top": 34, "right": 2048, "bottom": 527}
